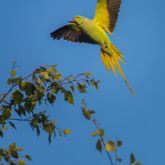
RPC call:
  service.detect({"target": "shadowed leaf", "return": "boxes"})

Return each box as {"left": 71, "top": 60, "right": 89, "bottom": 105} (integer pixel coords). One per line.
{"left": 96, "top": 139, "right": 102, "bottom": 152}
{"left": 130, "top": 153, "right": 136, "bottom": 164}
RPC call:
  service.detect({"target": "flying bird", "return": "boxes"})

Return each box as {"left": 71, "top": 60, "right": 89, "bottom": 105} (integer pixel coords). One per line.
{"left": 50, "top": 0, "right": 135, "bottom": 95}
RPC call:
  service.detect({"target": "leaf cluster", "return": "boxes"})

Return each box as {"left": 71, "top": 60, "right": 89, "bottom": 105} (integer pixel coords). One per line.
{"left": 81, "top": 100, "right": 142, "bottom": 165}
{"left": 0, "top": 142, "right": 31, "bottom": 165}
{"left": 0, "top": 65, "right": 99, "bottom": 164}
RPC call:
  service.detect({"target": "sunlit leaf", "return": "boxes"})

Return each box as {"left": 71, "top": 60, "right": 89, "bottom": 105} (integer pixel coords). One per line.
{"left": 64, "top": 91, "right": 74, "bottom": 104}
{"left": 97, "top": 128, "right": 104, "bottom": 136}
{"left": 18, "top": 160, "right": 25, "bottom": 165}
{"left": 40, "top": 71, "right": 49, "bottom": 80}
{"left": 63, "top": 129, "right": 71, "bottom": 135}
{"left": 90, "top": 131, "right": 98, "bottom": 137}
{"left": 53, "top": 73, "right": 62, "bottom": 81}
{"left": 81, "top": 100, "right": 95, "bottom": 120}
{"left": 106, "top": 141, "right": 116, "bottom": 152}
{"left": 10, "top": 70, "right": 16, "bottom": 78}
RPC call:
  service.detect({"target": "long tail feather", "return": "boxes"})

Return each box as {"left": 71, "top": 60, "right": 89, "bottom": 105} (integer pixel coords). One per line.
{"left": 101, "top": 43, "right": 136, "bottom": 95}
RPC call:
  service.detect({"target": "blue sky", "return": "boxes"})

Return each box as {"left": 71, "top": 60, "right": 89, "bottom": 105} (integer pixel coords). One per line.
{"left": 0, "top": 0, "right": 165, "bottom": 164}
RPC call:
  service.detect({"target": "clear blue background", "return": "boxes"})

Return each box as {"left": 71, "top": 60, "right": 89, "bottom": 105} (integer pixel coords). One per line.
{"left": 0, "top": 0, "right": 165, "bottom": 164}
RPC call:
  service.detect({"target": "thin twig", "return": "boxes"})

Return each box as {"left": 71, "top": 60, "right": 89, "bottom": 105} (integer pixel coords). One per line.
{"left": 0, "top": 85, "right": 16, "bottom": 104}
{"left": 8, "top": 118, "right": 31, "bottom": 122}
{"left": 93, "top": 120, "right": 114, "bottom": 165}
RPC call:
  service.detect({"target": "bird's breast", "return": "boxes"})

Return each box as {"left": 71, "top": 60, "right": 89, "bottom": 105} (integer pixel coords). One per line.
{"left": 80, "top": 19, "right": 110, "bottom": 46}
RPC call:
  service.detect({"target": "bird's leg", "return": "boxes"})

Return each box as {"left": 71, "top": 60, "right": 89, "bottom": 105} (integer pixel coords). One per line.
{"left": 101, "top": 43, "right": 108, "bottom": 53}
{"left": 101, "top": 43, "right": 111, "bottom": 56}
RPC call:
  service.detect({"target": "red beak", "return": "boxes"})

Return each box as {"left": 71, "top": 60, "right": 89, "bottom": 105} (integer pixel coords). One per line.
{"left": 69, "top": 18, "right": 76, "bottom": 23}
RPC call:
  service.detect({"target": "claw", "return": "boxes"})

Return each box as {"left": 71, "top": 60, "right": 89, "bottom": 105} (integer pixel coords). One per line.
{"left": 101, "top": 43, "right": 108, "bottom": 52}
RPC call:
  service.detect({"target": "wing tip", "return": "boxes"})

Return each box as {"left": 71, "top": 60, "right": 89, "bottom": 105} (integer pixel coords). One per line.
{"left": 50, "top": 31, "right": 57, "bottom": 39}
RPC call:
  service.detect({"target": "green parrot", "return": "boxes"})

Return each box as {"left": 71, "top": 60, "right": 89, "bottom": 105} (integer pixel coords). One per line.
{"left": 50, "top": 0, "right": 135, "bottom": 95}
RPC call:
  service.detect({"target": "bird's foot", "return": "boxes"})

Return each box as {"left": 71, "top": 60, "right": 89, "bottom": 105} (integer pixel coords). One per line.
{"left": 101, "top": 43, "right": 108, "bottom": 53}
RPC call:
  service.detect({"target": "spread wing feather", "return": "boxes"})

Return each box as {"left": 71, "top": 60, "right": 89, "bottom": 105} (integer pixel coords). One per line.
{"left": 50, "top": 25, "right": 97, "bottom": 44}
{"left": 93, "top": 0, "right": 121, "bottom": 33}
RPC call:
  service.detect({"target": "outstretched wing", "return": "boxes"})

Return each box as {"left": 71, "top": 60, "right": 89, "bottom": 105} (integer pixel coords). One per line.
{"left": 93, "top": 0, "right": 121, "bottom": 34}
{"left": 50, "top": 24, "right": 97, "bottom": 44}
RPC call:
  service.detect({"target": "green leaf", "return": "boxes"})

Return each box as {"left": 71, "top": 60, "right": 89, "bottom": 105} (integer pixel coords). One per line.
{"left": 77, "top": 83, "right": 86, "bottom": 93}
{"left": 36, "top": 125, "right": 40, "bottom": 136}
{"left": 0, "top": 130, "right": 3, "bottom": 138}
{"left": 81, "top": 100, "right": 95, "bottom": 120}
{"left": 84, "top": 72, "right": 92, "bottom": 78}
{"left": 47, "top": 66, "right": 56, "bottom": 74}
{"left": 9, "top": 142, "right": 16, "bottom": 152}
{"left": 11, "top": 151, "right": 18, "bottom": 159}
{"left": 116, "top": 158, "right": 122, "bottom": 162}
{"left": 11, "top": 78, "right": 22, "bottom": 85}
{"left": 44, "top": 123, "right": 55, "bottom": 135}
{"left": 18, "top": 160, "right": 25, "bottom": 165}
{"left": 105, "top": 141, "right": 116, "bottom": 152}
{"left": 47, "top": 93, "right": 56, "bottom": 104}
{"left": 90, "top": 131, "right": 98, "bottom": 137}
{"left": 2, "top": 108, "right": 11, "bottom": 119}
{"left": 22, "top": 82, "right": 35, "bottom": 96}
{"left": 117, "top": 140, "right": 122, "bottom": 147}
{"left": 97, "top": 128, "right": 104, "bottom": 136}
{"left": 70, "top": 86, "right": 74, "bottom": 92}
{"left": 53, "top": 72, "right": 62, "bottom": 80}
{"left": 82, "top": 109, "right": 92, "bottom": 120}
{"left": 16, "top": 148, "right": 24, "bottom": 152}
{"left": 43, "top": 122, "right": 55, "bottom": 143}
{"left": 25, "top": 155, "right": 32, "bottom": 161}
{"left": 64, "top": 91, "right": 74, "bottom": 104}
{"left": 40, "top": 71, "right": 50, "bottom": 80}
{"left": 96, "top": 139, "right": 102, "bottom": 152}
{"left": 2, "top": 125, "right": 8, "bottom": 131}
{"left": 90, "top": 79, "right": 100, "bottom": 90}
{"left": 63, "top": 129, "right": 71, "bottom": 135}
{"left": 36, "top": 78, "right": 43, "bottom": 85}
{"left": 10, "top": 161, "right": 17, "bottom": 165}
{"left": 8, "top": 121, "right": 16, "bottom": 129}
{"left": 135, "top": 162, "right": 142, "bottom": 165}
{"left": 11, "top": 90, "right": 24, "bottom": 104}
{"left": 10, "top": 70, "right": 16, "bottom": 78}
{"left": 130, "top": 153, "right": 136, "bottom": 164}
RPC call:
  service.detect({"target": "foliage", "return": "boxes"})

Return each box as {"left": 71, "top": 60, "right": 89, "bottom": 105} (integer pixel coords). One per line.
{"left": 0, "top": 64, "right": 100, "bottom": 164}
{"left": 81, "top": 100, "right": 142, "bottom": 165}
{"left": 0, "top": 64, "right": 141, "bottom": 165}
{"left": 0, "top": 142, "right": 31, "bottom": 165}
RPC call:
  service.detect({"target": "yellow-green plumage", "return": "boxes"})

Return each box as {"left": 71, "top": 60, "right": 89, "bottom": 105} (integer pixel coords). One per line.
{"left": 50, "top": 0, "right": 135, "bottom": 95}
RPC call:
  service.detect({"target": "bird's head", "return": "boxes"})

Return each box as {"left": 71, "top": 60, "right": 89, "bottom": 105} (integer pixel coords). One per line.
{"left": 69, "top": 16, "right": 85, "bottom": 25}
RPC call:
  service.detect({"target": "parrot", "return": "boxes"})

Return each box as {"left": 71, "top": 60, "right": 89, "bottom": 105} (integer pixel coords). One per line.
{"left": 50, "top": 0, "right": 135, "bottom": 95}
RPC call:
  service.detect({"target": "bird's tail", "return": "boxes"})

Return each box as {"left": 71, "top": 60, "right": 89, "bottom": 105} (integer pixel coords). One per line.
{"left": 100, "top": 43, "right": 136, "bottom": 95}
